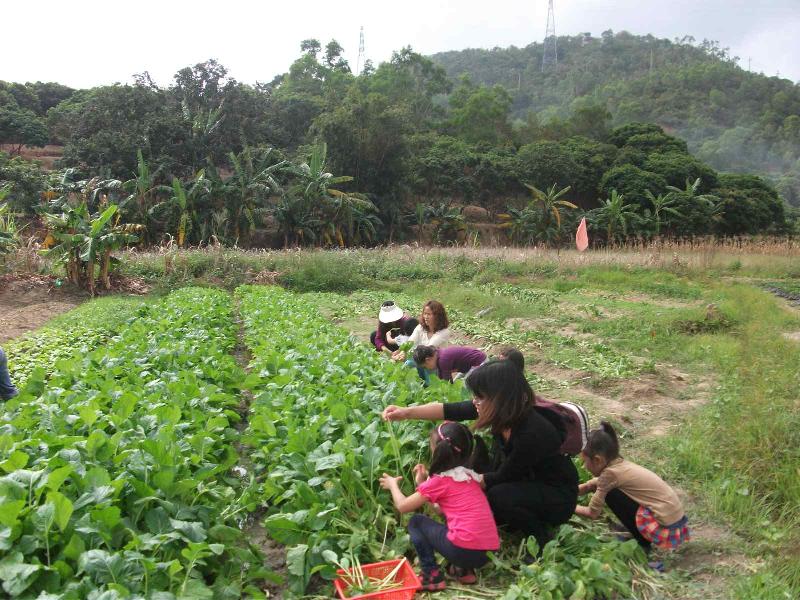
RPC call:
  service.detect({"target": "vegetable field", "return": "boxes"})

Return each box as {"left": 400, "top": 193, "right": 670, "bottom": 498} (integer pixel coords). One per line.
{"left": 0, "top": 289, "right": 267, "bottom": 598}
{"left": 2, "top": 257, "right": 798, "bottom": 599}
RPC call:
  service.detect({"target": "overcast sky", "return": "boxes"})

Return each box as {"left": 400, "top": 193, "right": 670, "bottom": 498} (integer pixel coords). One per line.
{"left": 3, "top": 0, "right": 799, "bottom": 88}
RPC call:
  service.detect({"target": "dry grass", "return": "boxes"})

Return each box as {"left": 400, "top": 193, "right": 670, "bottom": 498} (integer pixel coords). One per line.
{"left": 383, "top": 237, "right": 800, "bottom": 273}
{"left": 115, "top": 236, "right": 800, "bottom": 288}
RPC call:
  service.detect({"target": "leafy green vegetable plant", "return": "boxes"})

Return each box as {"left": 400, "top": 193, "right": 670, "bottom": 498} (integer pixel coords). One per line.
{"left": 236, "top": 285, "right": 464, "bottom": 594}
{"left": 0, "top": 288, "right": 270, "bottom": 598}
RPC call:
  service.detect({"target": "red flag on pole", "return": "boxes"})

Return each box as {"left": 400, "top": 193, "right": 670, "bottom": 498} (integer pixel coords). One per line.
{"left": 576, "top": 217, "right": 588, "bottom": 252}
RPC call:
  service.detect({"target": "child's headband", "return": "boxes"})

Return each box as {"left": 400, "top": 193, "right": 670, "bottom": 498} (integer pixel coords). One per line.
{"left": 437, "top": 422, "right": 463, "bottom": 453}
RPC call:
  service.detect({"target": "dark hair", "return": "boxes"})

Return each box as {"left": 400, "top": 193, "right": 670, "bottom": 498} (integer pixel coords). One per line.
{"left": 378, "top": 318, "right": 403, "bottom": 337}
{"left": 497, "top": 346, "right": 524, "bottom": 372}
{"left": 422, "top": 300, "right": 449, "bottom": 333}
{"left": 583, "top": 421, "right": 620, "bottom": 461}
{"left": 402, "top": 318, "right": 419, "bottom": 336}
{"left": 412, "top": 345, "right": 437, "bottom": 366}
{"left": 465, "top": 360, "right": 534, "bottom": 435}
{"left": 429, "top": 421, "right": 487, "bottom": 475}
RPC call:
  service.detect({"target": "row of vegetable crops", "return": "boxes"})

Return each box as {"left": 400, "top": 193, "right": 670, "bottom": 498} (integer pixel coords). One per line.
{"left": 0, "top": 288, "right": 268, "bottom": 599}
{"left": 5, "top": 298, "right": 147, "bottom": 389}
{"left": 235, "top": 285, "right": 465, "bottom": 594}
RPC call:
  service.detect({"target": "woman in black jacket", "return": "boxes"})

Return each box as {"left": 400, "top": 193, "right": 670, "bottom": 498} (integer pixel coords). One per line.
{"left": 383, "top": 360, "right": 578, "bottom": 549}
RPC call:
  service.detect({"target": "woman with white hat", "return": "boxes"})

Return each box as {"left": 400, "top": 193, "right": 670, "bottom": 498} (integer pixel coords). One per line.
{"left": 370, "top": 300, "right": 410, "bottom": 355}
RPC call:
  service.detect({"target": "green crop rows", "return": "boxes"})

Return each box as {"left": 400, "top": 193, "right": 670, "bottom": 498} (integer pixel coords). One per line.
{"left": 0, "top": 284, "right": 652, "bottom": 599}
{"left": 0, "top": 288, "right": 268, "bottom": 599}
{"left": 5, "top": 298, "right": 147, "bottom": 389}
{"left": 236, "top": 285, "right": 466, "bottom": 595}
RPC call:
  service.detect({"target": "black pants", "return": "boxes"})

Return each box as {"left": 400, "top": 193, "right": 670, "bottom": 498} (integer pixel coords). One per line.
{"left": 486, "top": 481, "right": 577, "bottom": 550}
{"left": 369, "top": 331, "right": 398, "bottom": 352}
{"left": 407, "top": 514, "right": 490, "bottom": 573}
{"left": 605, "top": 488, "right": 652, "bottom": 551}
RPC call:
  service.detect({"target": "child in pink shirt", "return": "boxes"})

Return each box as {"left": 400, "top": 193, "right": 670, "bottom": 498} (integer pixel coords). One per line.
{"left": 380, "top": 422, "right": 499, "bottom": 592}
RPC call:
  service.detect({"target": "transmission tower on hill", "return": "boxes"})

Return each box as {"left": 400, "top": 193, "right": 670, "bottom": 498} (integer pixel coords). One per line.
{"left": 542, "top": 0, "right": 557, "bottom": 71}
{"left": 356, "top": 26, "right": 366, "bottom": 75}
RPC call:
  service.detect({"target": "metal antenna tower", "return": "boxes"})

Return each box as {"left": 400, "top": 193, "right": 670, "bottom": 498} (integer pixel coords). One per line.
{"left": 356, "top": 26, "right": 365, "bottom": 75}
{"left": 541, "top": 0, "right": 557, "bottom": 71}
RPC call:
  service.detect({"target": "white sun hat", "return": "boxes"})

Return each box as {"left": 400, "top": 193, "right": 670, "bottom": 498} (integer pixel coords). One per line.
{"left": 378, "top": 300, "right": 404, "bottom": 323}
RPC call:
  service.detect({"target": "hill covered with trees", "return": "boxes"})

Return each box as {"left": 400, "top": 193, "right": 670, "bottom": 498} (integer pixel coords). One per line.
{"left": 0, "top": 31, "right": 797, "bottom": 252}
{"left": 432, "top": 31, "right": 800, "bottom": 206}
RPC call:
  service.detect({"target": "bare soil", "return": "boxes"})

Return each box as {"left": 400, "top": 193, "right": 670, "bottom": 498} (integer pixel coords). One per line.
{"left": 0, "top": 275, "right": 85, "bottom": 343}
{"left": 230, "top": 299, "right": 288, "bottom": 597}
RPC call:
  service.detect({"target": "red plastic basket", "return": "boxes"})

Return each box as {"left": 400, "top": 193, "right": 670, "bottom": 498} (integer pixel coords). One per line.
{"left": 333, "top": 558, "right": 421, "bottom": 600}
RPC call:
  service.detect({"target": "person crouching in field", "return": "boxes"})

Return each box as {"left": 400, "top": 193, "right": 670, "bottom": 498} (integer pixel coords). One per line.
{"left": 0, "top": 346, "right": 19, "bottom": 401}
{"left": 386, "top": 317, "right": 419, "bottom": 347}
{"left": 370, "top": 301, "right": 411, "bottom": 355}
{"left": 412, "top": 345, "right": 486, "bottom": 384}
{"left": 379, "top": 421, "right": 499, "bottom": 591}
{"left": 391, "top": 300, "right": 452, "bottom": 362}
{"left": 575, "top": 422, "right": 690, "bottom": 558}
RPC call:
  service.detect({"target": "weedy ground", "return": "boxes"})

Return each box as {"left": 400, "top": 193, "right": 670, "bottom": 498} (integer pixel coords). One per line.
{"left": 5, "top": 246, "right": 799, "bottom": 599}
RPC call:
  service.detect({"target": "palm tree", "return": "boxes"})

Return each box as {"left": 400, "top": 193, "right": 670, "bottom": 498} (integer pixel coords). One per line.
{"left": 277, "top": 143, "right": 379, "bottom": 247}
{"left": 0, "top": 185, "right": 17, "bottom": 254}
{"left": 150, "top": 172, "right": 208, "bottom": 247}
{"left": 644, "top": 190, "right": 683, "bottom": 236}
{"left": 42, "top": 203, "right": 139, "bottom": 294}
{"left": 497, "top": 206, "right": 539, "bottom": 246}
{"left": 589, "top": 189, "right": 640, "bottom": 242}
{"left": 227, "top": 147, "right": 287, "bottom": 243}
{"left": 121, "top": 150, "right": 169, "bottom": 245}
{"left": 525, "top": 183, "right": 578, "bottom": 229}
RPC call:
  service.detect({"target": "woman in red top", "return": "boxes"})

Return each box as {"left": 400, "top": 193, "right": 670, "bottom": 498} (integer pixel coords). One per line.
{"left": 379, "top": 422, "right": 499, "bottom": 591}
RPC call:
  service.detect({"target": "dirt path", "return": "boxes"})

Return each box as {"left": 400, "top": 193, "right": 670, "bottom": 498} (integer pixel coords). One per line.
{"left": 530, "top": 353, "right": 755, "bottom": 597}
{"left": 230, "top": 298, "right": 287, "bottom": 598}
{"left": 0, "top": 276, "right": 85, "bottom": 343}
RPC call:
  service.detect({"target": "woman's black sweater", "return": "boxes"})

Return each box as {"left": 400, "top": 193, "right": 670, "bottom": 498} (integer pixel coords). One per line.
{"left": 443, "top": 401, "right": 579, "bottom": 491}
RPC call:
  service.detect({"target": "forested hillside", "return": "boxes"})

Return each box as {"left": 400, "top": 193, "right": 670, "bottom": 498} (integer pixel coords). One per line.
{"left": 432, "top": 31, "right": 800, "bottom": 205}
{"left": 0, "top": 32, "right": 797, "bottom": 250}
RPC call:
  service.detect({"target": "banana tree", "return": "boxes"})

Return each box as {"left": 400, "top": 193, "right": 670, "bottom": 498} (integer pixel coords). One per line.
{"left": 0, "top": 185, "right": 17, "bottom": 254}
{"left": 273, "top": 195, "right": 321, "bottom": 248}
{"left": 42, "top": 203, "right": 139, "bottom": 294}
{"left": 525, "top": 183, "right": 578, "bottom": 230}
{"left": 644, "top": 190, "right": 683, "bottom": 236}
{"left": 227, "top": 147, "right": 287, "bottom": 244}
{"left": 497, "top": 206, "right": 540, "bottom": 246}
{"left": 278, "top": 143, "right": 358, "bottom": 247}
{"left": 121, "top": 150, "right": 169, "bottom": 244}
{"left": 588, "top": 189, "right": 641, "bottom": 243}
{"left": 427, "top": 203, "right": 466, "bottom": 245}
{"left": 46, "top": 171, "right": 125, "bottom": 212}
{"left": 41, "top": 202, "right": 91, "bottom": 286}
{"left": 150, "top": 172, "right": 208, "bottom": 247}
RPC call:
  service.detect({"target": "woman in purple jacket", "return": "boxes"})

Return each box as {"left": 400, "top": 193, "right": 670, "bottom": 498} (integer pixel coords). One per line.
{"left": 412, "top": 345, "right": 486, "bottom": 383}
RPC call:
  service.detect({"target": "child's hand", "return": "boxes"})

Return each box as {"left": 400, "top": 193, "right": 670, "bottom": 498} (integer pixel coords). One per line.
{"left": 391, "top": 350, "right": 406, "bottom": 361}
{"left": 413, "top": 464, "right": 428, "bottom": 484}
{"left": 379, "top": 473, "right": 403, "bottom": 490}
